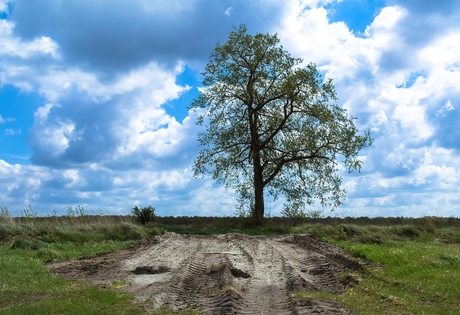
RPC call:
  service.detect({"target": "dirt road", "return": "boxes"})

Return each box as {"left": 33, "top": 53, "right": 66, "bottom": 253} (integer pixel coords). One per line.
{"left": 48, "top": 233, "right": 364, "bottom": 314}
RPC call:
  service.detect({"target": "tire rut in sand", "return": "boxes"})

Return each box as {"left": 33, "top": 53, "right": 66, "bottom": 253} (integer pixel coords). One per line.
{"left": 48, "top": 233, "right": 363, "bottom": 314}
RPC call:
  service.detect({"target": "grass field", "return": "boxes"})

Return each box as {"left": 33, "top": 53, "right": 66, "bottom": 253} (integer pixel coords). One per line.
{"left": 1, "top": 212, "right": 459, "bottom": 314}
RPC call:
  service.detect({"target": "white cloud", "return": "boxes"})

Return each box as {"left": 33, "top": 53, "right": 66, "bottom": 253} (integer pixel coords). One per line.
{"left": 437, "top": 100, "right": 455, "bottom": 116}
{"left": 392, "top": 103, "right": 432, "bottom": 142}
{"left": 0, "top": 115, "right": 14, "bottom": 124}
{"left": 364, "top": 6, "right": 407, "bottom": 38}
{"left": 4, "top": 128, "right": 20, "bottom": 136}
{"left": 0, "top": 0, "right": 8, "bottom": 13}
{"left": 34, "top": 103, "right": 54, "bottom": 122}
{"left": 187, "top": 180, "right": 237, "bottom": 216}
{"left": 0, "top": 20, "right": 60, "bottom": 59}
{"left": 278, "top": 4, "right": 352, "bottom": 68}
{"left": 62, "top": 169, "right": 85, "bottom": 188}
{"left": 40, "top": 120, "right": 75, "bottom": 157}
{"left": 224, "top": 7, "right": 233, "bottom": 16}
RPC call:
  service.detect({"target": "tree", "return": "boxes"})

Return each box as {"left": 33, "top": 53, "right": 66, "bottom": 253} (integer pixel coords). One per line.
{"left": 191, "top": 25, "right": 372, "bottom": 226}
{"left": 131, "top": 205, "right": 157, "bottom": 225}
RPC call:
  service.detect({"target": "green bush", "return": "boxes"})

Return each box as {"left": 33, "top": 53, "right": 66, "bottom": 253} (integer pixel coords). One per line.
{"left": 131, "top": 205, "right": 157, "bottom": 225}
{"left": 10, "top": 238, "right": 49, "bottom": 250}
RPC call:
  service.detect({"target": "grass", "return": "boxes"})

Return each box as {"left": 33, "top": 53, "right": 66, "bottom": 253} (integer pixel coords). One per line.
{"left": 1, "top": 213, "right": 459, "bottom": 314}
{"left": 294, "top": 241, "right": 460, "bottom": 314}
{"left": 290, "top": 219, "right": 460, "bottom": 315}
{"left": 0, "top": 214, "right": 196, "bottom": 315}
{"left": 0, "top": 244, "right": 146, "bottom": 314}
{"left": 351, "top": 242, "right": 460, "bottom": 314}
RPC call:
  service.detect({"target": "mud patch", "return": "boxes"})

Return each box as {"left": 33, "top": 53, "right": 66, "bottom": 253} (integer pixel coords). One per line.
{"left": 230, "top": 268, "right": 250, "bottom": 278}
{"left": 132, "top": 265, "right": 170, "bottom": 275}
{"left": 48, "top": 233, "right": 367, "bottom": 314}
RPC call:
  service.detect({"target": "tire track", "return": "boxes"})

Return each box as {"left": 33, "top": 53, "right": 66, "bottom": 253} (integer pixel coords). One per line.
{"left": 233, "top": 238, "right": 296, "bottom": 314}
{"left": 163, "top": 234, "right": 249, "bottom": 314}
{"left": 50, "top": 233, "right": 359, "bottom": 314}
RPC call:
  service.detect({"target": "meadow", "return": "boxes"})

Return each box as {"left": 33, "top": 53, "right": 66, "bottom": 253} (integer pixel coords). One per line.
{"left": 1, "top": 208, "right": 459, "bottom": 314}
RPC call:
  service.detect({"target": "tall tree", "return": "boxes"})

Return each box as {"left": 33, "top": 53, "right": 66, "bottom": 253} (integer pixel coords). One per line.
{"left": 191, "top": 25, "right": 372, "bottom": 225}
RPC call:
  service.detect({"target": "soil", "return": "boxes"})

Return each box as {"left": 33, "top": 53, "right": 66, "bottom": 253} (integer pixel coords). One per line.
{"left": 47, "top": 233, "right": 366, "bottom": 314}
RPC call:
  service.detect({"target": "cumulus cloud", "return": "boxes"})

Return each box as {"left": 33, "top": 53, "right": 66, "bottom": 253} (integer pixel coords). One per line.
{"left": 0, "top": 19, "right": 59, "bottom": 59}
{"left": 26, "top": 62, "right": 196, "bottom": 169}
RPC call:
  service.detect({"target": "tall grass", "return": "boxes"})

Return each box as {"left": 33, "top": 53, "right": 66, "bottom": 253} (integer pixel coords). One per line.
{"left": 1, "top": 209, "right": 165, "bottom": 265}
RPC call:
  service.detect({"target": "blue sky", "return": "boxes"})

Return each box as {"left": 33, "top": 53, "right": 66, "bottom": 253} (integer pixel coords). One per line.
{"left": 1, "top": 0, "right": 459, "bottom": 217}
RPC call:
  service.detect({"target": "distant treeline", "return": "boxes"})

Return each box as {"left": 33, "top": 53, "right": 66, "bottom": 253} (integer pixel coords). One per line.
{"left": 156, "top": 215, "right": 460, "bottom": 229}
{"left": 9, "top": 215, "right": 459, "bottom": 229}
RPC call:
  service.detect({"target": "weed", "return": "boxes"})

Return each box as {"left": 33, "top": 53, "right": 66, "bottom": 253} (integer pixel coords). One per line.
{"left": 306, "top": 209, "right": 324, "bottom": 219}
{"left": 281, "top": 206, "right": 307, "bottom": 225}
{"left": 0, "top": 206, "right": 14, "bottom": 231}
{"left": 21, "top": 205, "right": 38, "bottom": 219}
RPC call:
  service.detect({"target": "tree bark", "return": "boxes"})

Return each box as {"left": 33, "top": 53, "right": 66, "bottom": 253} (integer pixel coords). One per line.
{"left": 253, "top": 155, "right": 265, "bottom": 226}
{"left": 249, "top": 103, "right": 265, "bottom": 226}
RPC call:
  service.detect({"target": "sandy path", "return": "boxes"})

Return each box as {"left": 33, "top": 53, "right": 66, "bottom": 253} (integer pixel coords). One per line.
{"left": 48, "top": 233, "right": 363, "bottom": 314}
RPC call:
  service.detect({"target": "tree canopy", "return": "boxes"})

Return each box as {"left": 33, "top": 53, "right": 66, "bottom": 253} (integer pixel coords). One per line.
{"left": 191, "top": 25, "right": 372, "bottom": 225}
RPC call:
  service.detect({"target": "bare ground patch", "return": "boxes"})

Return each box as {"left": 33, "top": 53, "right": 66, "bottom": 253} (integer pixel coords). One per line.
{"left": 48, "top": 233, "right": 366, "bottom": 314}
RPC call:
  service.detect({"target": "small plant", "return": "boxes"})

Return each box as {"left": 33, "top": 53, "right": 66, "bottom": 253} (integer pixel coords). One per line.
{"left": 0, "top": 205, "right": 14, "bottom": 224}
{"left": 281, "top": 205, "right": 306, "bottom": 225}
{"left": 66, "top": 205, "right": 88, "bottom": 223}
{"left": 1, "top": 205, "right": 11, "bottom": 217}
{"left": 67, "top": 205, "right": 87, "bottom": 217}
{"left": 22, "top": 205, "right": 38, "bottom": 218}
{"left": 306, "top": 209, "right": 324, "bottom": 219}
{"left": 131, "top": 205, "right": 157, "bottom": 225}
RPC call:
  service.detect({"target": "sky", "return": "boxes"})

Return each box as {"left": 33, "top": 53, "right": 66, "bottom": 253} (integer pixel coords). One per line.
{"left": 0, "top": 0, "right": 459, "bottom": 218}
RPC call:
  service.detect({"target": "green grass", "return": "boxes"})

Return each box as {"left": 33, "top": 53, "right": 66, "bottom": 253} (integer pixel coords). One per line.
{"left": 0, "top": 218, "right": 204, "bottom": 315}
{"left": 0, "top": 245, "right": 145, "bottom": 314}
{"left": 342, "top": 241, "right": 460, "bottom": 314}
{"left": 293, "top": 240, "right": 460, "bottom": 315}
{"left": 290, "top": 219, "right": 460, "bottom": 314}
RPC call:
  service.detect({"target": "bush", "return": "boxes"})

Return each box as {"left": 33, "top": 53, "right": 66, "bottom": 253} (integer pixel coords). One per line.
{"left": 131, "top": 205, "right": 157, "bottom": 225}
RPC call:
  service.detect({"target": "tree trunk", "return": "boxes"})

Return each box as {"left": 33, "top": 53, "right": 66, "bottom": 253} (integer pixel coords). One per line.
{"left": 249, "top": 105, "right": 264, "bottom": 226}
{"left": 253, "top": 157, "right": 265, "bottom": 226}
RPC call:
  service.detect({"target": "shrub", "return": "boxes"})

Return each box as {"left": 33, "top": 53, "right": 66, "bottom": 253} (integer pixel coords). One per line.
{"left": 131, "top": 205, "right": 157, "bottom": 225}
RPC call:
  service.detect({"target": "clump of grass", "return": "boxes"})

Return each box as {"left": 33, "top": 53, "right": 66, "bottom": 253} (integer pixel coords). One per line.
{"left": 10, "top": 238, "right": 49, "bottom": 250}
